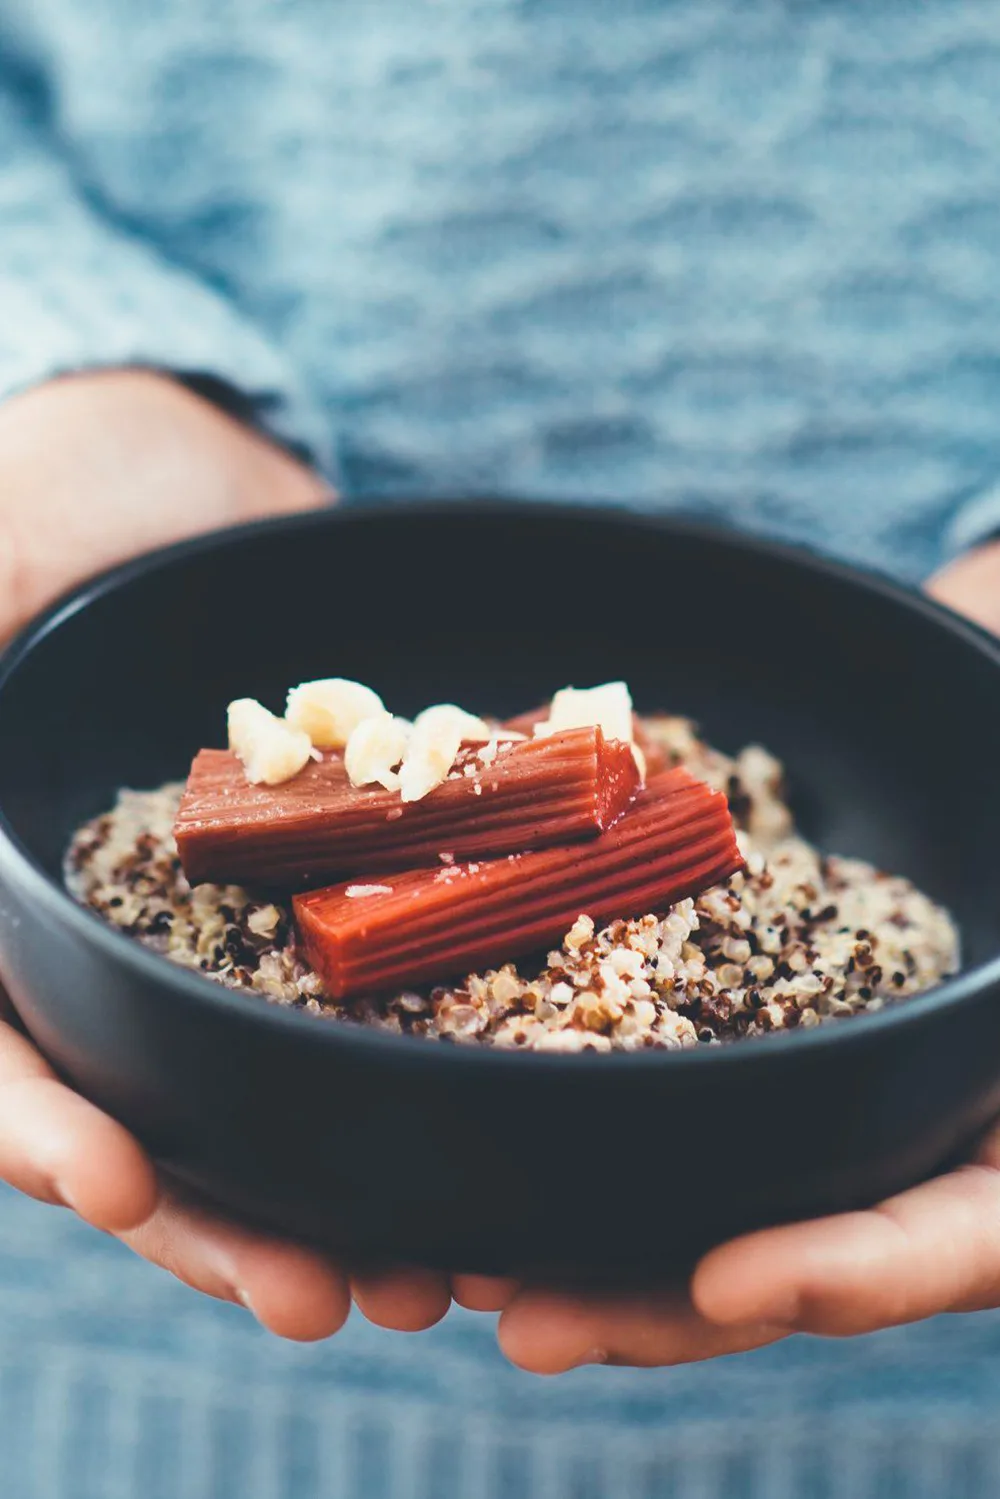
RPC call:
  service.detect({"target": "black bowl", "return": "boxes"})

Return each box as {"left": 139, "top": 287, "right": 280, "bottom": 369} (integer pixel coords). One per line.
{"left": 2, "top": 502, "right": 1000, "bottom": 1281}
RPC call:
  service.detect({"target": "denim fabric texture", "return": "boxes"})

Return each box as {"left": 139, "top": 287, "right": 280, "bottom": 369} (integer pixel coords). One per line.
{"left": 2, "top": 2, "right": 1000, "bottom": 1494}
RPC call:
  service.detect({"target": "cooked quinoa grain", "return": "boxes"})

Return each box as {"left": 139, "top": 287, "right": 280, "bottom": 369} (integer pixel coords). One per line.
{"left": 65, "top": 719, "right": 960, "bottom": 1051}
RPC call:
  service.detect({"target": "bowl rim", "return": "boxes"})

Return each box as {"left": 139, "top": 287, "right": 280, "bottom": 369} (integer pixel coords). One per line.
{"left": 2, "top": 496, "right": 998, "bottom": 1075}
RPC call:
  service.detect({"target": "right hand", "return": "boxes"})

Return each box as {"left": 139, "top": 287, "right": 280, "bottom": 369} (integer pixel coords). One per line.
{"left": 0, "top": 371, "right": 507, "bottom": 1338}
{"left": 0, "top": 369, "right": 331, "bottom": 643}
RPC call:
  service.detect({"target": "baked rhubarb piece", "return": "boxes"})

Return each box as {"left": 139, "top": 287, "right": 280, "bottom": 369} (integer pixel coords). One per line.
{"left": 174, "top": 726, "right": 640, "bottom": 889}
{"left": 293, "top": 767, "right": 743, "bottom": 999}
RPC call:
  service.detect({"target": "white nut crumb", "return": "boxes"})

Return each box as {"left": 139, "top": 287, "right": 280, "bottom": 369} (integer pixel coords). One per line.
{"left": 535, "top": 681, "right": 634, "bottom": 744}
{"left": 227, "top": 699, "right": 312, "bottom": 786}
{"left": 344, "top": 713, "right": 410, "bottom": 791}
{"left": 413, "top": 704, "right": 491, "bottom": 741}
{"left": 478, "top": 736, "right": 500, "bottom": 767}
{"left": 247, "top": 904, "right": 282, "bottom": 937}
{"left": 345, "top": 884, "right": 394, "bottom": 898}
{"left": 285, "top": 678, "right": 385, "bottom": 750}
{"left": 399, "top": 704, "right": 491, "bottom": 802}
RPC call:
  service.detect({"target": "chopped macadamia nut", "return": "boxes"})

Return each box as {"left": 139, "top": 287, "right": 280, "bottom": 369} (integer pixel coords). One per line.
{"left": 246, "top": 903, "right": 282, "bottom": 937}
{"left": 399, "top": 704, "right": 492, "bottom": 803}
{"left": 227, "top": 699, "right": 312, "bottom": 786}
{"left": 413, "top": 704, "right": 491, "bottom": 742}
{"left": 537, "top": 682, "right": 634, "bottom": 745}
{"left": 344, "top": 714, "right": 410, "bottom": 791}
{"left": 285, "top": 679, "right": 384, "bottom": 750}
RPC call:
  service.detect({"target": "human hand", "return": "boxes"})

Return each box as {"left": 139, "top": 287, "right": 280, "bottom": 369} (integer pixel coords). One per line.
{"left": 494, "top": 1135, "right": 1000, "bottom": 1372}
{"left": 492, "top": 543, "right": 1000, "bottom": 1373}
{"left": 0, "top": 370, "right": 463, "bottom": 1339}
{"left": 0, "top": 369, "right": 332, "bottom": 642}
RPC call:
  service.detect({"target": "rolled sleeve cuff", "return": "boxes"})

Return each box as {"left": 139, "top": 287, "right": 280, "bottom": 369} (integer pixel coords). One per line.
{"left": 0, "top": 245, "right": 338, "bottom": 480}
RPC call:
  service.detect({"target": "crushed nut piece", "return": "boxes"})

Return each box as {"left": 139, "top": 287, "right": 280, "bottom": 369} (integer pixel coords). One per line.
{"left": 399, "top": 704, "right": 491, "bottom": 803}
{"left": 285, "top": 678, "right": 385, "bottom": 750}
{"left": 344, "top": 713, "right": 410, "bottom": 791}
{"left": 536, "top": 681, "right": 634, "bottom": 745}
{"left": 227, "top": 699, "right": 312, "bottom": 786}
{"left": 247, "top": 904, "right": 282, "bottom": 938}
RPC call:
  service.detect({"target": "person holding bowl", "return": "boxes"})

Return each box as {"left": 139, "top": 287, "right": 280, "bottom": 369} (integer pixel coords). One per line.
{"left": 1, "top": 1, "right": 1000, "bottom": 1492}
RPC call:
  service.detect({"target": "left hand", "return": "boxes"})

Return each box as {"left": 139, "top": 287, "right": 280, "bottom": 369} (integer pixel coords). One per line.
{"left": 490, "top": 543, "right": 1000, "bottom": 1374}
{"left": 0, "top": 371, "right": 463, "bottom": 1342}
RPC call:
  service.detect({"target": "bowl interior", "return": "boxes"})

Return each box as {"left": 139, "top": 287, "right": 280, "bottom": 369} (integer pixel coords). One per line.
{"left": 2, "top": 503, "right": 1000, "bottom": 975}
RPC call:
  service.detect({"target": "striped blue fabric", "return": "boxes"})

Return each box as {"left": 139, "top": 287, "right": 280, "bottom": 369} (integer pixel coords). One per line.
{"left": 2, "top": 2, "right": 1000, "bottom": 1494}
{"left": 2, "top": 1184, "right": 1000, "bottom": 1499}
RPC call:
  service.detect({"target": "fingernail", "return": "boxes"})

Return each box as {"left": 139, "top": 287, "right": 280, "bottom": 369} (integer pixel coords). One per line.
{"left": 236, "top": 1287, "right": 255, "bottom": 1313}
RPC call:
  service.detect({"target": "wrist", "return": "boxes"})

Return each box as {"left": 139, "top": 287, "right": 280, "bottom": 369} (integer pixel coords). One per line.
{"left": 0, "top": 370, "right": 330, "bottom": 642}
{"left": 927, "top": 540, "right": 1000, "bottom": 636}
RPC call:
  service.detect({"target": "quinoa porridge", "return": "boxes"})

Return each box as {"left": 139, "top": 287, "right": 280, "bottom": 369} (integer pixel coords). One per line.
{"left": 66, "top": 715, "right": 959, "bottom": 1052}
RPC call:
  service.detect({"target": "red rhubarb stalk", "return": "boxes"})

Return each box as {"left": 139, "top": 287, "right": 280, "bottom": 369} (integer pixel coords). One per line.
{"left": 174, "top": 726, "right": 639, "bottom": 889}
{"left": 294, "top": 768, "right": 743, "bottom": 999}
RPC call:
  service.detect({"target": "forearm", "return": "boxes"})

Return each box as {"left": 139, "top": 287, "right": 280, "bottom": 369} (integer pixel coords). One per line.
{"left": 0, "top": 371, "right": 329, "bottom": 642}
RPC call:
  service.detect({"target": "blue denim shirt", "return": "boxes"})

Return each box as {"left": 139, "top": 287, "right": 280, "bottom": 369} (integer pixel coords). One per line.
{"left": 3, "top": 4, "right": 1000, "bottom": 1496}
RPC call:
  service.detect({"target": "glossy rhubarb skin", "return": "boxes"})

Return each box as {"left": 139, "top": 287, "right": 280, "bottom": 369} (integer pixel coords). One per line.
{"left": 174, "top": 726, "right": 640, "bottom": 889}
{"left": 293, "top": 768, "right": 743, "bottom": 1000}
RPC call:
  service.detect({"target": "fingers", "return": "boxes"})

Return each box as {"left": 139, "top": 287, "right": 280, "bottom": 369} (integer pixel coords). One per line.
{"left": 353, "top": 1267, "right": 520, "bottom": 1330}
{"left": 451, "top": 1274, "right": 520, "bottom": 1313}
{"left": 498, "top": 1287, "right": 786, "bottom": 1375}
{"left": 694, "top": 1162, "right": 1000, "bottom": 1336}
{"left": 0, "top": 1007, "right": 449, "bottom": 1342}
{"left": 0, "top": 1019, "right": 157, "bottom": 1231}
{"left": 354, "top": 1268, "right": 520, "bottom": 1327}
{"left": 118, "top": 1194, "right": 352, "bottom": 1342}
{"left": 351, "top": 1266, "right": 452, "bottom": 1332}
{"left": 0, "top": 1011, "right": 348, "bottom": 1342}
